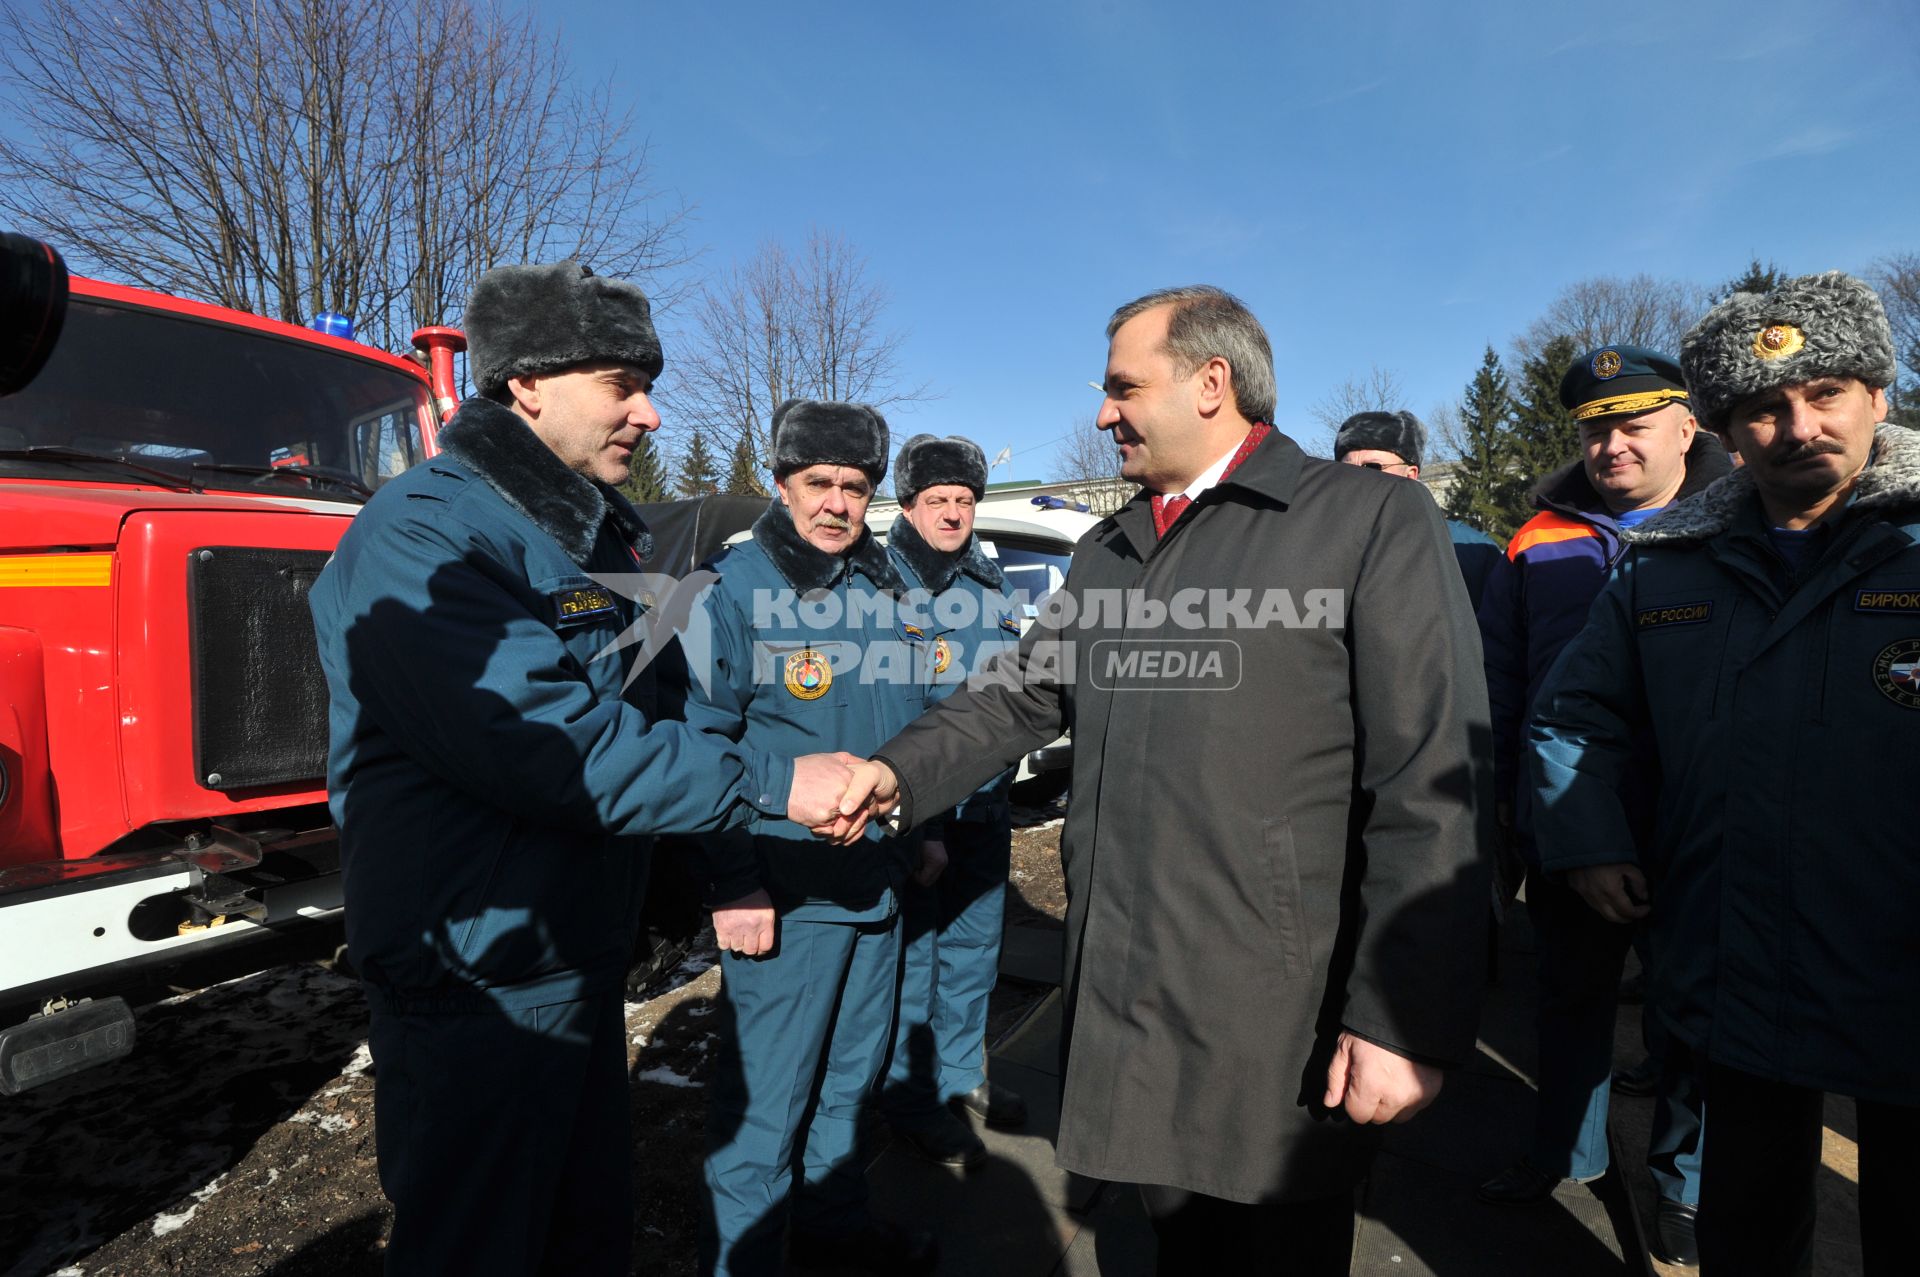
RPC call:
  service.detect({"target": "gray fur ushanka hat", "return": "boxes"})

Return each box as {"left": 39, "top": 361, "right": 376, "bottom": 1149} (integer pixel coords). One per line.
{"left": 769, "top": 399, "right": 890, "bottom": 483}
{"left": 895, "top": 434, "right": 988, "bottom": 502}
{"left": 1334, "top": 410, "right": 1426, "bottom": 470}
{"left": 1680, "top": 271, "right": 1897, "bottom": 431}
{"left": 464, "top": 261, "right": 663, "bottom": 398}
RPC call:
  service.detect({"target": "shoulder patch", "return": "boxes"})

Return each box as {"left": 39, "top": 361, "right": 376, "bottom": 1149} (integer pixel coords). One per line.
{"left": 1636, "top": 600, "right": 1714, "bottom": 631}
{"left": 999, "top": 613, "right": 1022, "bottom": 635}
{"left": 1856, "top": 588, "right": 1920, "bottom": 614}
{"left": 1872, "top": 638, "right": 1920, "bottom": 709}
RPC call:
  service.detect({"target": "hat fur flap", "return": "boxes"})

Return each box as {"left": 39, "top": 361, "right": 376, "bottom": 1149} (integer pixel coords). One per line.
{"left": 464, "top": 261, "right": 663, "bottom": 397}
{"left": 1333, "top": 410, "right": 1426, "bottom": 469}
{"left": 1680, "top": 271, "right": 1898, "bottom": 431}
{"left": 896, "top": 433, "right": 988, "bottom": 502}
{"left": 769, "top": 399, "right": 890, "bottom": 482}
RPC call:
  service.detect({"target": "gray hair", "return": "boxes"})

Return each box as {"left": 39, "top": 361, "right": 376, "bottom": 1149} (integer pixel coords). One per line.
{"left": 1106, "top": 285, "right": 1276, "bottom": 425}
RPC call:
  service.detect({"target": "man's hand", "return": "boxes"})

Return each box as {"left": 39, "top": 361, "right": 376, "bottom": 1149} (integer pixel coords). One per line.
{"left": 713, "top": 889, "right": 775, "bottom": 957}
{"left": 1566, "top": 862, "right": 1651, "bottom": 924}
{"left": 787, "top": 753, "right": 856, "bottom": 827}
{"left": 913, "top": 838, "right": 948, "bottom": 887}
{"left": 827, "top": 759, "right": 900, "bottom": 845}
{"left": 1322, "top": 1031, "right": 1443, "bottom": 1124}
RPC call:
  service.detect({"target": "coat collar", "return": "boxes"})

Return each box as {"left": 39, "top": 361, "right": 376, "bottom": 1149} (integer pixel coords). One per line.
{"left": 1108, "top": 426, "right": 1304, "bottom": 557}
{"left": 886, "top": 513, "right": 1004, "bottom": 593}
{"left": 1629, "top": 425, "right": 1920, "bottom": 546}
{"left": 435, "top": 396, "right": 650, "bottom": 565}
{"left": 750, "top": 501, "right": 904, "bottom": 593}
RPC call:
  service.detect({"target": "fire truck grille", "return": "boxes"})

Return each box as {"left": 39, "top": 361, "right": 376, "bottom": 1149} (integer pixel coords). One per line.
{"left": 189, "top": 547, "right": 334, "bottom": 791}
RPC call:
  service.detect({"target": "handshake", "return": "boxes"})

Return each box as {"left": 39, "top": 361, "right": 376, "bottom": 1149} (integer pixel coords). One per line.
{"left": 786, "top": 753, "right": 902, "bottom": 846}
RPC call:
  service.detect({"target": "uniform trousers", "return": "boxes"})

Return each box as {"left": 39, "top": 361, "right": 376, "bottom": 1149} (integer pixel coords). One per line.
{"left": 1138, "top": 1184, "right": 1353, "bottom": 1276}
{"left": 1697, "top": 1060, "right": 1920, "bottom": 1276}
{"left": 367, "top": 992, "right": 631, "bottom": 1277}
{"left": 1528, "top": 871, "right": 1704, "bottom": 1201}
{"left": 701, "top": 916, "right": 900, "bottom": 1277}
{"left": 883, "top": 811, "right": 1011, "bottom": 1121}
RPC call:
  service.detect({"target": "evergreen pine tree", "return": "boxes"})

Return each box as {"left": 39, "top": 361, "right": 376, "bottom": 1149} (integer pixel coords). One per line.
{"left": 616, "top": 433, "right": 671, "bottom": 504}
{"left": 1443, "top": 346, "right": 1519, "bottom": 538}
{"left": 1507, "top": 335, "right": 1582, "bottom": 519}
{"left": 677, "top": 430, "right": 721, "bottom": 497}
{"left": 724, "top": 438, "right": 766, "bottom": 496}
{"left": 1715, "top": 258, "right": 1785, "bottom": 302}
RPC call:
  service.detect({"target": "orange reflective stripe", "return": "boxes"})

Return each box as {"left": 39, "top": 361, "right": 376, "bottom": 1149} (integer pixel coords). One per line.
{"left": 1506, "top": 513, "right": 1599, "bottom": 561}
{"left": 0, "top": 552, "right": 113, "bottom": 587}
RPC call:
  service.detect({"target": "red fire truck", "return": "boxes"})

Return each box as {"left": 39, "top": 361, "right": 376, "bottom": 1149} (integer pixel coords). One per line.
{"left": 0, "top": 236, "right": 470, "bottom": 1093}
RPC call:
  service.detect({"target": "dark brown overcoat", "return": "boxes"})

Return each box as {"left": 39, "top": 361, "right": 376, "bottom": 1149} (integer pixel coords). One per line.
{"left": 874, "top": 429, "right": 1492, "bottom": 1203}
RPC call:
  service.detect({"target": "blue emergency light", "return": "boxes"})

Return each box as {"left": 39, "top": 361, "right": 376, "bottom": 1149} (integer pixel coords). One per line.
{"left": 1030, "top": 495, "right": 1090, "bottom": 513}
{"left": 311, "top": 311, "right": 355, "bottom": 340}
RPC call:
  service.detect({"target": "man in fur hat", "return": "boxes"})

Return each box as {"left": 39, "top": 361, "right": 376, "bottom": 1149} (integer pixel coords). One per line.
{"left": 1333, "top": 409, "right": 1503, "bottom": 609}
{"left": 1475, "top": 345, "right": 1721, "bottom": 1266}
{"left": 310, "top": 262, "right": 855, "bottom": 1276}
{"left": 1531, "top": 272, "right": 1920, "bottom": 1274}
{"left": 878, "top": 433, "right": 1027, "bottom": 1168}
{"left": 678, "top": 401, "right": 937, "bottom": 1276}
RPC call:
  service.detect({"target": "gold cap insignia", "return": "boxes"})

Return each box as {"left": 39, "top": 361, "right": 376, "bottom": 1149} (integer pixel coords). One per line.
{"left": 933, "top": 635, "right": 952, "bottom": 676}
{"left": 1591, "top": 350, "right": 1622, "bottom": 379}
{"left": 784, "top": 649, "right": 832, "bottom": 701}
{"left": 1753, "top": 324, "right": 1805, "bottom": 361}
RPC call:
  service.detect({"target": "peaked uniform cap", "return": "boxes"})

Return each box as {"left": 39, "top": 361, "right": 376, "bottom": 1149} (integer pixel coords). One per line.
{"left": 1561, "top": 344, "right": 1690, "bottom": 422}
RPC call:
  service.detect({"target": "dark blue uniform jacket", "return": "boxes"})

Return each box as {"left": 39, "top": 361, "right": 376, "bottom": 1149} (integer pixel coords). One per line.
{"left": 680, "top": 506, "right": 926, "bottom": 922}
{"left": 1531, "top": 426, "right": 1920, "bottom": 1104}
{"left": 311, "top": 399, "right": 789, "bottom": 1011}
{"left": 885, "top": 514, "right": 1020, "bottom": 832}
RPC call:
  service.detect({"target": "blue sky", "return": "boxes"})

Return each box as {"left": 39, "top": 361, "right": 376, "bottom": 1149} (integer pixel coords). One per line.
{"left": 585, "top": 0, "right": 1918, "bottom": 474}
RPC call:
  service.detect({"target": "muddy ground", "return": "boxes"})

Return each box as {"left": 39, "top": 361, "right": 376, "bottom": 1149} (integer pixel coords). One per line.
{"left": 1, "top": 816, "right": 1066, "bottom": 1277}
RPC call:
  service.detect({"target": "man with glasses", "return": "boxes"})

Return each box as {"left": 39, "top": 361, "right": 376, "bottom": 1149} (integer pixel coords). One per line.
{"left": 1334, "top": 409, "right": 1502, "bottom": 609}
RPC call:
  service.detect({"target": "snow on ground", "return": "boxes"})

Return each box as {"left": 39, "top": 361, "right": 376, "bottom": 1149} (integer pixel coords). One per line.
{"left": 0, "top": 961, "right": 369, "bottom": 1277}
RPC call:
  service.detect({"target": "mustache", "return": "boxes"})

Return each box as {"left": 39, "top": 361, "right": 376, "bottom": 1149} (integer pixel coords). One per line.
{"left": 813, "top": 514, "right": 852, "bottom": 531}
{"left": 1777, "top": 440, "right": 1847, "bottom": 465}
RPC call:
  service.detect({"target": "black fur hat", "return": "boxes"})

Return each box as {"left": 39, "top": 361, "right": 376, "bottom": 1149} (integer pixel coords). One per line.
{"left": 1680, "top": 271, "right": 1898, "bottom": 431}
{"left": 1333, "top": 410, "right": 1426, "bottom": 470}
{"left": 464, "top": 261, "right": 663, "bottom": 398}
{"left": 895, "top": 433, "right": 988, "bottom": 503}
{"left": 769, "top": 399, "right": 889, "bottom": 483}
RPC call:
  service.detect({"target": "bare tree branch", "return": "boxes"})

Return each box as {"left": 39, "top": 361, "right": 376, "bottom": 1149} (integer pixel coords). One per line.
{"left": 0, "top": 0, "right": 692, "bottom": 355}
{"left": 1511, "top": 274, "right": 1710, "bottom": 369}
{"left": 665, "top": 229, "right": 934, "bottom": 471}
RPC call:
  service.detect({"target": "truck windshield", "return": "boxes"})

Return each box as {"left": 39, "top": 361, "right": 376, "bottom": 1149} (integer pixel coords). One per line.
{"left": 0, "top": 297, "right": 434, "bottom": 501}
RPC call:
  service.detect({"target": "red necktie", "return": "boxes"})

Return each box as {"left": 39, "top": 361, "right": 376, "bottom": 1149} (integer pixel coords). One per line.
{"left": 1151, "top": 493, "right": 1191, "bottom": 538}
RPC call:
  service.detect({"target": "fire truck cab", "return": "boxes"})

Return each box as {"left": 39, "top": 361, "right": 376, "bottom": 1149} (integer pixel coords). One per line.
{"left": 0, "top": 243, "right": 453, "bottom": 1094}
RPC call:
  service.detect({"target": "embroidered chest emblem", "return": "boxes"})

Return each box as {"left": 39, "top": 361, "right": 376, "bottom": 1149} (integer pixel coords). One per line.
{"left": 554, "top": 586, "right": 617, "bottom": 625}
{"left": 1871, "top": 638, "right": 1920, "bottom": 710}
{"left": 1856, "top": 589, "right": 1920, "bottom": 614}
{"left": 784, "top": 649, "right": 833, "bottom": 701}
{"left": 1635, "top": 601, "right": 1714, "bottom": 631}
{"left": 932, "top": 635, "right": 952, "bottom": 675}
